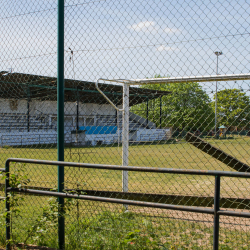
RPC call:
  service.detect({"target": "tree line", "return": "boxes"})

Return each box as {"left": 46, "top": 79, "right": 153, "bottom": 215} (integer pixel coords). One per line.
{"left": 131, "top": 77, "right": 250, "bottom": 132}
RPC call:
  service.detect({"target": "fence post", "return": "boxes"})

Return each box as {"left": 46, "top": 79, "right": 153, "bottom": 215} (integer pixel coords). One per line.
{"left": 57, "top": 0, "right": 65, "bottom": 249}
{"left": 5, "top": 160, "right": 10, "bottom": 250}
{"left": 213, "top": 175, "right": 220, "bottom": 250}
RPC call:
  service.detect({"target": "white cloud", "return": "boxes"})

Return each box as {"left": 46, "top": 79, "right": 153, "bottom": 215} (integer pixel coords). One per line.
{"left": 129, "top": 21, "right": 156, "bottom": 32}
{"left": 156, "top": 45, "right": 179, "bottom": 52}
{"left": 129, "top": 22, "right": 181, "bottom": 35}
{"left": 164, "top": 27, "right": 180, "bottom": 33}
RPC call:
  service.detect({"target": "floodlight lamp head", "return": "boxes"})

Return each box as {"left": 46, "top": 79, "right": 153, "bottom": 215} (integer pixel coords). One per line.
{"left": 214, "top": 51, "right": 223, "bottom": 56}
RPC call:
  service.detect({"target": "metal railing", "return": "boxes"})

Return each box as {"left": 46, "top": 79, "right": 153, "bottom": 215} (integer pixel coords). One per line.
{"left": 4, "top": 158, "right": 250, "bottom": 250}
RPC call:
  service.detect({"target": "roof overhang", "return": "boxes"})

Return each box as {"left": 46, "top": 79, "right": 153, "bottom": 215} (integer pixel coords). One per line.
{"left": 0, "top": 72, "right": 171, "bottom": 106}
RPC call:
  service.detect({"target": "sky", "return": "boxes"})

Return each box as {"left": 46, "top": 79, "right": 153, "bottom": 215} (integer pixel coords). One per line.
{"left": 0, "top": 0, "right": 249, "bottom": 95}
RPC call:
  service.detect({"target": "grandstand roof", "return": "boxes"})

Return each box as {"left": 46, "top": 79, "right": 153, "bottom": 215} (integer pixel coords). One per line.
{"left": 0, "top": 72, "right": 170, "bottom": 106}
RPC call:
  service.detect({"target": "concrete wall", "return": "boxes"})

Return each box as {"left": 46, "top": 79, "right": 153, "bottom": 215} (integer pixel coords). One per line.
{"left": 0, "top": 99, "right": 27, "bottom": 114}
{"left": 0, "top": 131, "right": 58, "bottom": 146}
{"left": 0, "top": 128, "right": 171, "bottom": 146}
{"left": 136, "top": 129, "right": 171, "bottom": 141}
{"left": 0, "top": 98, "right": 116, "bottom": 116}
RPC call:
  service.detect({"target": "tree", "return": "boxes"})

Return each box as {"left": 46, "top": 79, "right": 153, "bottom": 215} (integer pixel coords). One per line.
{"left": 131, "top": 77, "right": 214, "bottom": 132}
{"left": 213, "top": 89, "right": 250, "bottom": 129}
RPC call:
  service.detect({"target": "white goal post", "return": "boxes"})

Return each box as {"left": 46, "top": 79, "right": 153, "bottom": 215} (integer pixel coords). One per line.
{"left": 95, "top": 73, "right": 250, "bottom": 201}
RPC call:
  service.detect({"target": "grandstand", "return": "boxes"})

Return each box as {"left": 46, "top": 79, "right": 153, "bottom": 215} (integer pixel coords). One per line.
{"left": 0, "top": 71, "right": 171, "bottom": 146}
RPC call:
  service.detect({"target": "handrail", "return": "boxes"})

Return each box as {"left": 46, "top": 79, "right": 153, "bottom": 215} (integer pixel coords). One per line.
{"left": 5, "top": 158, "right": 250, "bottom": 178}
{"left": 7, "top": 187, "right": 215, "bottom": 215}
{"left": 5, "top": 158, "right": 250, "bottom": 250}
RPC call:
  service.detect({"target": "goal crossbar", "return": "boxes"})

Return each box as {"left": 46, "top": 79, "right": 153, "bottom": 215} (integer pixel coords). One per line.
{"left": 102, "top": 73, "right": 250, "bottom": 85}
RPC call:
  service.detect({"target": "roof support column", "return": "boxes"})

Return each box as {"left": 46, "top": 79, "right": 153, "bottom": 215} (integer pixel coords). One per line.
{"left": 76, "top": 88, "right": 79, "bottom": 131}
{"left": 146, "top": 98, "right": 149, "bottom": 128}
{"left": 27, "top": 87, "right": 30, "bottom": 132}
{"left": 160, "top": 97, "right": 162, "bottom": 129}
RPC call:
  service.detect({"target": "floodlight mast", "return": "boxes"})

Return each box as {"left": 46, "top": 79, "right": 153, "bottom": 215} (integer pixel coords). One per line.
{"left": 214, "top": 51, "right": 223, "bottom": 137}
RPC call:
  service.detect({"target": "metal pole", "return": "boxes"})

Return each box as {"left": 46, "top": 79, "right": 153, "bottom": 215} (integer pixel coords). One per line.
{"left": 146, "top": 98, "right": 149, "bottom": 128}
{"left": 115, "top": 107, "right": 118, "bottom": 126}
{"left": 215, "top": 56, "right": 218, "bottom": 137}
{"left": 108, "top": 73, "right": 250, "bottom": 85}
{"left": 5, "top": 161, "right": 10, "bottom": 250}
{"left": 57, "top": 0, "right": 65, "bottom": 249}
{"left": 27, "top": 87, "right": 30, "bottom": 132}
{"left": 122, "top": 83, "right": 129, "bottom": 209}
{"left": 214, "top": 52, "right": 222, "bottom": 138}
{"left": 160, "top": 97, "right": 162, "bottom": 129}
{"left": 5, "top": 157, "right": 250, "bottom": 178}
{"left": 76, "top": 88, "right": 79, "bottom": 131}
{"left": 117, "top": 109, "right": 120, "bottom": 146}
{"left": 213, "top": 175, "right": 221, "bottom": 250}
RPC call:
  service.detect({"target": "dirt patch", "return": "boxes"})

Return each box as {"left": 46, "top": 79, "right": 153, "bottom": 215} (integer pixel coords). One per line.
{"left": 11, "top": 244, "right": 58, "bottom": 250}
{"left": 129, "top": 206, "right": 250, "bottom": 231}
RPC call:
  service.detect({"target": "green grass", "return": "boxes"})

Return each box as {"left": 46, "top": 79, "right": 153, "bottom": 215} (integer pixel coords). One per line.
{"left": 1, "top": 137, "right": 250, "bottom": 197}
{"left": 1, "top": 136, "right": 250, "bottom": 170}
{"left": 1, "top": 196, "right": 250, "bottom": 250}
{"left": 1, "top": 136, "right": 250, "bottom": 249}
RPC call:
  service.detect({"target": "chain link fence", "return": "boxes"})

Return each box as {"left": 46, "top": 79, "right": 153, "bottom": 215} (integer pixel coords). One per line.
{"left": 1, "top": 0, "right": 250, "bottom": 249}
